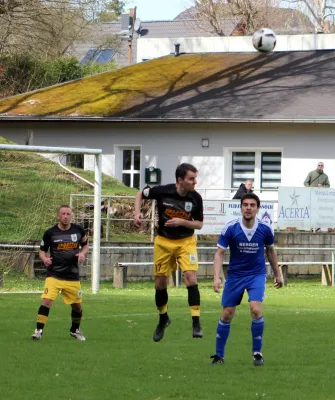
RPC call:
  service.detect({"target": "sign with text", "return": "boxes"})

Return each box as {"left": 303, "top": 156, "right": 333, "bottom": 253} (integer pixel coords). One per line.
{"left": 277, "top": 187, "right": 311, "bottom": 230}
{"left": 311, "top": 187, "right": 335, "bottom": 229}
{"left": 277, "top": 187, "right": 335, "bottom": 231}
{"left": 198, "top": 200, "right": 275, "bottom": 235}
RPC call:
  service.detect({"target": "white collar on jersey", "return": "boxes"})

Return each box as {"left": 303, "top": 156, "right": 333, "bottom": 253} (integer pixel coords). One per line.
{"left": 239, "top": 217, "right": 259, "bottom": 242}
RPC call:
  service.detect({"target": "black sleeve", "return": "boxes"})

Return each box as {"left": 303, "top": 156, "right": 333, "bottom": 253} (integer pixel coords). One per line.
{"left": 40, "top": 230, "right": 51, "bottom": 252}
{"left": 142, "top": 185, "right": 163, "bottom": 200}
{"left": 193, "top": 193, "right": 204, "bottom": 222}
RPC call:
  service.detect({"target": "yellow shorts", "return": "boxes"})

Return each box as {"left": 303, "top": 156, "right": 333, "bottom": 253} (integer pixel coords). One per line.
{"left": 41, "top": 277, "right": 82, "bottom": 305}
{"left": 154, "top": 235, "right": 198, "bottom": 277}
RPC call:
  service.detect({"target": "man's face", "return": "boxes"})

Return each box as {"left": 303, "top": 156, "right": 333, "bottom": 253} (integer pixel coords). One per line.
{"left": 241, "top": 198, "right": 259, "bottom": 220}
{"left": 178, "top": 170, "right": 197, "bottom": 192}
{"left": 58, "top": 207, "right": 72, "bottom": 226}
{"left": 245, "top": 181, "right": 252, "bottom": 190}
{"left": 317, "top": 162, "right": 324, "bottom": 170}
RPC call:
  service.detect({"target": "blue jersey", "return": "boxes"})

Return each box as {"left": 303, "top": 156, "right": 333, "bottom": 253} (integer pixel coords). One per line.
{"left": 217, "top": 217, "right": 274, "bottom": 277}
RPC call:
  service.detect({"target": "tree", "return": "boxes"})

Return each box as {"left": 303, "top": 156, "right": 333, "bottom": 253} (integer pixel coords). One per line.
{"left": 0, "top": 0, "right": 123, "bottom": 57}
{"left": 0, "top": 1, "right": 123, "bottom": 97}
{"left": 191, "top": 0, "right": 280, "bottom": 35}
{"left": 96, "top": 0, "right": 126, "bottom": 22}
{"left": 190, "top": 0, "right": 313, "bottom": 35}
{"left": 282, "top": 0, "right": 335, "bottom": 32}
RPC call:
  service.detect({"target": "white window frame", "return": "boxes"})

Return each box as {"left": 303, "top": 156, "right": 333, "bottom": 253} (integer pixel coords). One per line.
{"left": 114, "top": 145, "right": 141, "bottom": 188}
{"left": 225, "top": 147, "right": 282, "bottom": 191}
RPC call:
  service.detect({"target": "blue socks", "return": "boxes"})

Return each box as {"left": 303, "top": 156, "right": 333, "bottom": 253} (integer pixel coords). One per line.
{"left": 215, "top": 316, "right": 264, "bottom": 357}
{"left": 215, "top": 320, "right": 231, "bottom": 358}
{"left": 251, "top": 316, "right": 264, "bottom": 353}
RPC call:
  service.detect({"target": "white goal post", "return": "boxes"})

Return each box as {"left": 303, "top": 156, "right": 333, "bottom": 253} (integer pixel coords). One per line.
{"left": 0, "top": 144, "right": 102, "bottom": 294}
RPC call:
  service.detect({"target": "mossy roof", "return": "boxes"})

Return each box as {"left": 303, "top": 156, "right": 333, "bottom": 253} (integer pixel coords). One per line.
{"left": 0, "top": 50, "right": 334, "bottom": 121}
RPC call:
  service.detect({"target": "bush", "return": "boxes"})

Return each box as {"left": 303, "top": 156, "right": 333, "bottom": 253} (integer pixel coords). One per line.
{"left": 1, "top": 54, "right": 118, "bottom": 97}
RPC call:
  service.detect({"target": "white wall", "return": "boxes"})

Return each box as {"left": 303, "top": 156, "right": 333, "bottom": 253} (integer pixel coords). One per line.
{"left": 137, "top": 33, "right": 335, "bottom": 62}
{"left": 1, "top": 121, "right": 335, "bottom": 200}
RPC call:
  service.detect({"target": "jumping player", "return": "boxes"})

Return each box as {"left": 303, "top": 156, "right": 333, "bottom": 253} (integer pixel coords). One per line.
{"left": 134, "top": 163, "right": 204, "bottom": 342}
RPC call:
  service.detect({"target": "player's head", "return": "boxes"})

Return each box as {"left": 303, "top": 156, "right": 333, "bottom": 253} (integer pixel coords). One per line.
{"left": 240, "top": 193, "right": 260, "bottom": 221}
{"left": 175, "top": 163, "right": 198, "bottom": 192}
{"left": 57, "top": 205, "right": 73, "bottom": 227}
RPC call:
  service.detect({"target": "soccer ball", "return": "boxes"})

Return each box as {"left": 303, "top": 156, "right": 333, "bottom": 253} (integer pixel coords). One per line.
{"left": 252, "top": 28, "right": 276, "bottom": 53}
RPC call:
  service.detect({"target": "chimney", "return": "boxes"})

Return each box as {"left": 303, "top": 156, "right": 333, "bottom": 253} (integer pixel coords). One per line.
{"left": 174, "top": 43, "right": 180, "bottom": 57}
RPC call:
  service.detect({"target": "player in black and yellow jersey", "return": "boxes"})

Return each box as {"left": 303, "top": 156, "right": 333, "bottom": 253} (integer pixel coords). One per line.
{"left": 31, "top": 205, "right": 88, "bottom": 341}
{"left": 135, "top": 163, "right": 204, "bottom": 342}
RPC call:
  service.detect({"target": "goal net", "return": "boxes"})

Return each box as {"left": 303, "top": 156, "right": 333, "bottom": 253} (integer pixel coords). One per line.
{"left": 0, "top": 140, "right": 102, "bottom": 293}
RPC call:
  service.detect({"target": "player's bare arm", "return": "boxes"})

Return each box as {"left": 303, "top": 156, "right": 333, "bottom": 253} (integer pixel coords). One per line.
{"left": 266, "top": 246, "right": 283, "bottom": 288}
{"left": 39, "top": 250, "right": 52, "bottom": 267}
{"left": 134, "top": 191, "right": 143, "bottom": 228}
{"left": 164, "top": 218, "right": 203, "bottom": 230}
{"left": 76, "top": 237, "right": 89, "bottom": 263}
{"left": 213, "top": 247, "right": 225, "bottom": 293}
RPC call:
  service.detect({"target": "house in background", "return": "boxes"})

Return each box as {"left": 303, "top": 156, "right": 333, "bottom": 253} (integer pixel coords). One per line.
{"left": 174, "top": 6, "right": 314, "bottom": 35}
{"left": 71, "top": 9, "right": 245, "bottom": 68}
{"left": 0, "top": 48, "right": 334, "bottom": 200}
{"left": 72, "top": 6, "right": 315, "bottom": 68}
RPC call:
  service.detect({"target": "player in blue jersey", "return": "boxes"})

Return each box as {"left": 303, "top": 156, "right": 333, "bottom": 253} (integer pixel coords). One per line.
{"left": 210, "top": 193, "right": 283, "bottom": 366}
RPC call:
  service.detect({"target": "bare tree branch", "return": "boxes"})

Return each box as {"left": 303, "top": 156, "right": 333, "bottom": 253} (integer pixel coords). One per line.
{"left": 0, "top": 0, "right": 125, "bottom": 57}
{"left": 191, "top": 0, "right": 314, "bottom": 35}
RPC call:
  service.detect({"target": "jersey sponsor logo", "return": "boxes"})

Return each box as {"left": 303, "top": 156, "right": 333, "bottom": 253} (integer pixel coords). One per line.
{"left": 189, "top": 253, "right": 196, "bottom": 263}
{"left": 165, "top": 209, "right": 191, "bottom": 220}
{"left": 185, "top": 202, "right": 193, "bottom": 212}
{"left": 238, "top": 242, "right": 259, "bottom": 254}
{"left": 143, "top": 188, "right": 150, "bottom": 197}
{"left": 56, "top": 242, "right": 79, "bottom": 250}
{"left": 71, "top": 234, "right": 78, "bottom": 242}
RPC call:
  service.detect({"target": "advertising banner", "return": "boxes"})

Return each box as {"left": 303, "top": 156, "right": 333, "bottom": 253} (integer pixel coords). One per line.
{"left": 198, "top": 200, "right": 275, "bottom": 235}
{"left": 277, "top": 187, "right": 335, "bottom": 231}
{"left": 310, "top": 187, "right": 335, "bottom": 230}
{"left": 277, "top": 187, "right": 311, "bottom": 230}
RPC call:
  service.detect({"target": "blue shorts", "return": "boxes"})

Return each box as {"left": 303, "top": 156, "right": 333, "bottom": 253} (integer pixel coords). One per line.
{"left": 221, "top": 274, "right": 266, "bottom": 307}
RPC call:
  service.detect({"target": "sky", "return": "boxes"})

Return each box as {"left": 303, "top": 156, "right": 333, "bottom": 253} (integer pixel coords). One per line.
{"left": 127, "top": 0, "right": 191, "bottom": 21}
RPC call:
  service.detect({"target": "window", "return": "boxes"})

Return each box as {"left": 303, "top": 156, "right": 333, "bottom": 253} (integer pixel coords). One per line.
{"left": 122, "top": 149, "right": 140, "bottom": 189}
{"left": 80, "top": 48, "right": 115, "bottom": 65}
{"left": 261, "top": 152, "right": 281, "bottom": 189}
{"left": 66, "top": 154, "right": 84, "bottom": 168}
{"left": 231, "top": 151, "right": 281, "bottom": 189}
{"left": 231, "top": 152, "right": 255, "bottom": 188}
{"left": 95, "top": 49, "right": 115, "bottom": 64}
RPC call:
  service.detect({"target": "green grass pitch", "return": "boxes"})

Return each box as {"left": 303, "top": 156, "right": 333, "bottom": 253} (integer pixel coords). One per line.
{"left": 0, "top": 279, "right": 335, "bottom": 400}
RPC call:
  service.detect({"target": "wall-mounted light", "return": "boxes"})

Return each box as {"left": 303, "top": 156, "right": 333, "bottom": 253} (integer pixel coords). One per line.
{"left": 201, "top": 138, "right": 209, "bottom": 148}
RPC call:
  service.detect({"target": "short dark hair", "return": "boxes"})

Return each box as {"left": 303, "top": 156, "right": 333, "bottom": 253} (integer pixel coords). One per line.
{"left": 175, "top": 163, "right": 198, "bottom": 181}
{"left": 58, "top": 205, "right": 72, "bottom": 212}
{"left": 240, "top": 193, "right": 260, "bottom": 208}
